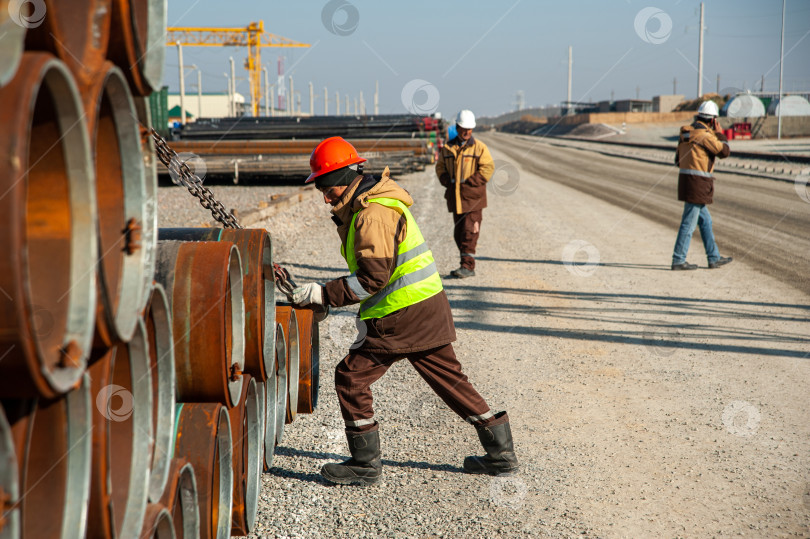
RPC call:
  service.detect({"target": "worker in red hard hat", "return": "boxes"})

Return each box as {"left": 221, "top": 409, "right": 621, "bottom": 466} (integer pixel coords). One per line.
{"left": 435, "top": 109, "right": 494, "bottom": 278}
{"left": 671, "top": 100, "right": 733, "bottom": 270}
{"left": 293, "top": 136, "right": 518, "bottom": 485}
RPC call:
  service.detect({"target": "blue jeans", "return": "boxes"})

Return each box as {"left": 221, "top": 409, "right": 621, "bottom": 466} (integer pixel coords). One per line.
{"left": 672, "top": 203, "right": 720, "bottom": 265}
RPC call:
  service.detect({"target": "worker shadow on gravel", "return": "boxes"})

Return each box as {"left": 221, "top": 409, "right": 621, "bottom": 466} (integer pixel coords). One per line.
{"left": 271, "top": 446, "right": 465, "bottom": 484}
{"left": 444, "top": 287, "right": 810, "bottom": 359}
{"left": 475, "top": 256, "right": 671, "bottom": 271}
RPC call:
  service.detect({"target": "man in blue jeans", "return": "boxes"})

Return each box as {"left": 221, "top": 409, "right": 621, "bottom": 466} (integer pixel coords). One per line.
{"left": 671, "top": 100, "right": 733, "bottom": 270}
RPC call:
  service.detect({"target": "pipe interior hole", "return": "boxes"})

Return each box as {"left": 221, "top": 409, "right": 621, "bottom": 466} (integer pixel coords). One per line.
{"left": 109, "top": 343, "right": 135, "bottom": 534}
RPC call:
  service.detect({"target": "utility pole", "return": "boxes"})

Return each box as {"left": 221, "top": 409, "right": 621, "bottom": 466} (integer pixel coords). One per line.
{"left": 716, "top": 74, "right": 720, "bottom": 94}
{"left": 263, "top": 67, "right": 269, "bottom": 116}
{"left": 778, "top": 0, "right": 785, "bottom": 139}
{"left": 177, "top": 43, "right": 186, "bottom": 124}
{"left": 673, "top": 77, "right": 677, "bottom": 95}
{"left": 309, "top": 82, "right": 314, "bottom": 116}
{"left": 297, "top": 92, "right": 301, "bottom": 115}
{"left": 336, "top": 91, "right": 340, "bottom": 115}
{"left": 567, "top": 45, "right": 573, "bottom": 113}
{"left": 760, "top": 75, "right": 765, "bottom": 92}
{"left": 289, "top": 75, "right": 294, "bottom": 116}
{"left": 697, "top": 2, "right": 704, "bottom": 98}
{"left": 196, "top": 66, "right": 202, "bottom": 120}
{"left": 354, "top": 97, "right": 358, "bottom": 115}
{"left": 270, "top": 85, "right": 275, "bottom": 117}
{"left": 374, "top": 81, "right": 379, "bottom": 115}
{"left": 229, "top": 56, "right": 236, "bottom": 116}
{"left": 359, "top": 91, "right": 365, "bottom": 115}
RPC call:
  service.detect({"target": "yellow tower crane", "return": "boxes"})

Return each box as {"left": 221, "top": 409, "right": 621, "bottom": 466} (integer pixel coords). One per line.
{"left": 166, "top": 21, "right": 310, "bottom": 117}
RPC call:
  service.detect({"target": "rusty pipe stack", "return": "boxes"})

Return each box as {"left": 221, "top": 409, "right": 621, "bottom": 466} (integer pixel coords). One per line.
{"left": 0, "top": 0, "right": 323, "bottom": 536}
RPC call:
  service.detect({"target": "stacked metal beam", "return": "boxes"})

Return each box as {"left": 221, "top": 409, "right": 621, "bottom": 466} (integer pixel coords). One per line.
{"left": 0, "top": 2, "right": 320, "bottom": 537}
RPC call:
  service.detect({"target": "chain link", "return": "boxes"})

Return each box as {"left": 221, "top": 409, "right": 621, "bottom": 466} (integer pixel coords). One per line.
{"left": 150, "top": 129, "right": 242, "bottom": 229}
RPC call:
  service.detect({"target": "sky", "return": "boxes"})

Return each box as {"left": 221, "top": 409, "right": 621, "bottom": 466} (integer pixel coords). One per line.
{"left": 163, "top": 0, "right": 810, "bottom": 119}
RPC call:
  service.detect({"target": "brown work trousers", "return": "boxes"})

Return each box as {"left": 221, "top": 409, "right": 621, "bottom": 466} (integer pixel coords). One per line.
{"left": 334, "top": 344, "right": 493, "bottom": 432}
{"left": 453, "top": 210, "right": 482, "bottom": 270}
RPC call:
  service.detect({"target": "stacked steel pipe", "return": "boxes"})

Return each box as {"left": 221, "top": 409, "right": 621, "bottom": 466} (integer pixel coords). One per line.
{"left": 0, "top": 1, "right": 320, "bottom": 537}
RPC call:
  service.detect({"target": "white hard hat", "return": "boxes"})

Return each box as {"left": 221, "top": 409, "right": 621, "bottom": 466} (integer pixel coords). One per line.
{"left": 456, "top": 109, "right": 476, "bottom": 129}
{"left": 697, "top": 100, "right": 719, "bottom": 118}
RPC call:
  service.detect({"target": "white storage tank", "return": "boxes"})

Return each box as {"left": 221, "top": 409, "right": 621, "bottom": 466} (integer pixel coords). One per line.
{"left": 721, "top": 94, "right": 766, "bottom": 117}
{"left": 766, "top": 95, "right": 810, "bottom": 116}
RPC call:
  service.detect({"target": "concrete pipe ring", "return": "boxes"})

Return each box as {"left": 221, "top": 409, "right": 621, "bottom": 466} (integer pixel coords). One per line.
{"left": 273, "top": 322, "right": 288, "bottom": 447}
{"left": 85, "top": 62, "right": 149, "bottom": 347}
{"left": 0, "top": 52, "right": 98, "bottom": 399}
{"left": 139, "top": 504, "right": 176, "bottom": 539}
{"left": 144, "top": 282, "right": 177, "bottom": 503}
{"left": 159, "top": 459, "right": 201, "bottom": 539}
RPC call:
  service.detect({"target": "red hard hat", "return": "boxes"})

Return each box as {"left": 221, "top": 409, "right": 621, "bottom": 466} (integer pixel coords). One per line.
{"left": 305, "top": 137, "right": 367, "bottom": 183}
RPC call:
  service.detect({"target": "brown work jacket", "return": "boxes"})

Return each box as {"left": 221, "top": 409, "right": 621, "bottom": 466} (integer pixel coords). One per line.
{"left": 323, "top": 168, "right": 456, "bottom": 354}
{"left": 674, "top": 119, "right": 731, "bottom": 204}
{"left": 435, "top": 136, "right": 495, "bottom": 214}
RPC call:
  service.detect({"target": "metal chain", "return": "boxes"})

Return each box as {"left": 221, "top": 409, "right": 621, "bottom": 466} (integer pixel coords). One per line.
{"left": 150, "top": 129, "right": 309, "bottom": 301}
{"left": 150, "top": 128, "right": 242, "bottom": 229}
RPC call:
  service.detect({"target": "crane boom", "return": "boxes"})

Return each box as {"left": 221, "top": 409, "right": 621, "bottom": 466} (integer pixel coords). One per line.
{"left": 166, "top": 21, "right": 310, "bottom": 117}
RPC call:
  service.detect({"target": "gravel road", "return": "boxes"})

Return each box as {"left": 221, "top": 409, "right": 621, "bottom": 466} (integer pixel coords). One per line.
{"left": 161, "top": 138, "right": 810, "bottom": 538}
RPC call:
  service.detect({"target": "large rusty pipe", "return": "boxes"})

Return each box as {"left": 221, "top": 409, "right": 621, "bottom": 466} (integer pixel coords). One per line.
{"left": 23, "top": 0, "right": 112, "bottom": 88}
{"left": 294, "top": 307, "right": 321, "bottom": 414}
{"left": 0, "top": 52, "right": 98, "bottom": 399}
{"left": 84, "top": 62, "right": 149, "bottom": 347}
{"left": 159, "top": 460, "right": 200, "bottom": 539}
{"left": 157, "top": 228, "right": 276, "bottom": 382}
{"left": 254, "top": 381, "right": 266, "bottom": 474}
{"left": 133, "top": 97, "right": 159, "bottom": 313}
{"left": 173, "top": 404, "right": 233, "bottom": 539}
{"left": 139, "top": 503, "right": 175, "bottom": 539}
{"left": 155, "top": 241, "right": 245, "bottom": 407}
{"left": 4, "top": 373, "right": 93, "bottom": 539}
{"left": 144, "top": 283, "right": 176, "bottom": 502}
{"left": 276, "top": 304, "right": 300, "bottom": 424}
{"left": 261, "top": 354, "right": 278, "bottom": 472}
{"left": 0, "top": 0, "right": 26, "bottom": 87}
{"left": 0, "top": 404, "right": 20, "bottom": 538}
{"left": 108, "top": 0, "right": 167, "bottom": 95}
{"left": 228, "top": 375, "right": 260, "bottom": 535}
{"left": 272, "top": 322, "right": 288, "bottom": 447}
{"left": 87, "top": 319, "right": 153, "bottom": 538}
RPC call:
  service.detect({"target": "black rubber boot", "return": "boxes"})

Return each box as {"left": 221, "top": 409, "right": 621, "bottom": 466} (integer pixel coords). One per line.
{"left": 463, "top": 411, "right": 519, "bottom": 475}
{"left": 321, "top": 428, "right": 382, "bottom": 485}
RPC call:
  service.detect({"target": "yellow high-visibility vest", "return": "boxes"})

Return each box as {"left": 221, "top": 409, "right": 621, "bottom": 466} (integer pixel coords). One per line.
{"left": 341, "top": 197, "right": 443, "bottom": 319}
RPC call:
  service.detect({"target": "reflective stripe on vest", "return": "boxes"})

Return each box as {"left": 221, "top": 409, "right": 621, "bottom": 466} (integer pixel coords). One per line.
{"left": 679, "top": 168, "right": 713, "bottom": 177}
{"left": 341, "top": 197, "right": 443, "bottom": 320}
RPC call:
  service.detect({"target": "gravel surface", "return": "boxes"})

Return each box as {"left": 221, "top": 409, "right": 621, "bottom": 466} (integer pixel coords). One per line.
{"left": 157, "top": 181, "right": 299, "bottom": 228}
{"left": 166, "top": 143, "right": 810, "bottom": 538}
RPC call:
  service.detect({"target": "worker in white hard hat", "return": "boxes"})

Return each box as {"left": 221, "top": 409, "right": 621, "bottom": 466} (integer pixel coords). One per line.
{"left": 671, "top": 100, "right": 733, "bottom": 270}
{"left": 435, "top": 109, "right": 494, "bottom": 278}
